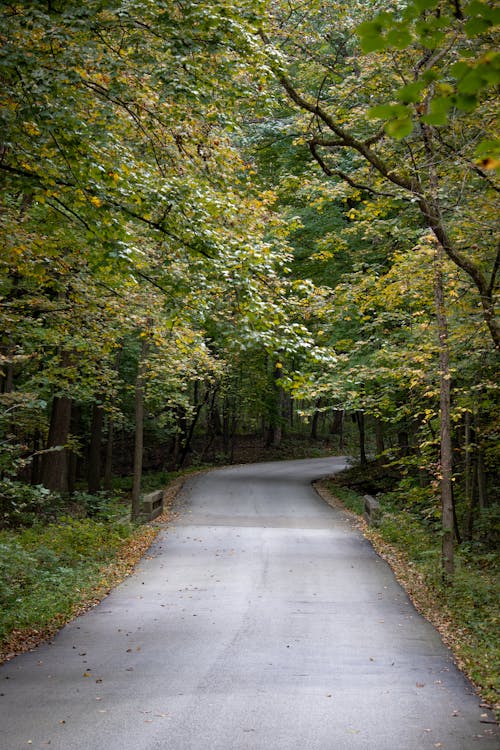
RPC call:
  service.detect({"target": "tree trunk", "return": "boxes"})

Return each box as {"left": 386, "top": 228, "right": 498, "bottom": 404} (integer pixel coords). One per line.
{"left": 88, "top": 402, "right": 104, "bottom": 494}
{"left": 67, "top": 403, "right": 81, "bottom": 496}
{"left": 41, "top": 395, "right": 72, "bottom": 493}
{"left": 179, "top": 383, "right": 208, "bottom": 468}
{"left": 30, "top": 429, "right": 42, "bottom": 485}
{"left": 355, "top": 411, "right": 367, "bottom": 465}
{"left": 374, "top": 418, "right": 385, "bottom": 456}
{"left": 310, "top": 398, "right": 322, "bottom": 440}
{"left": 266, "top": 363, "right": 284, "bottom": 448}
{"left": 131, "top": 338, "right": 148, "bottom": 521}
{"left": 103, "top": 416, "right": 114, "bottom": 492}
{"left": 476, "top": 447, "right": 488, "bottom": 509}
{"left": 463, "top": 410, "right": 476, "bottom": 540}
{"left": 434, "top": 245, "right": 454, "bottom": 579}
{"left": 330, "top": 409, "right": 345, "bottom": 450}
{"left": 1, "top": 360, "right": 14, "bottom": 394}
{"left": 397, "top": 429, "right": 410, "bottom": 457}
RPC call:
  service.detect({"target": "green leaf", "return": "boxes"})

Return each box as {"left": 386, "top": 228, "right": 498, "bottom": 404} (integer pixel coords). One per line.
{"left": 429, "top": 95, "right": 453, "bottom": 114}
{"left": 475, "top": 138, "right": 500, "bottom": 158}
{"left": 457, "top": 68, "right": 485, "bottom": 94}
{"left": 450, "top": 61, "right": 471, "bottom": 79}
{"left": 396, "top": 81, "right": 425, "bottom": 104}
{"left": 422, "top": 70, "right": 438, "bottom": 83}
{"left": 368, "top": 103, "right": 409, "bottom": 124}
{"left": 385, "top": 28, "right": 413, "bottom": 49}
{"left": 413, "top": 0, "right": 440, "bottom": 10}
{"left": 415, "top": 19, "right": 446, "bottom": 49}
{"left": 384, "top": 117, "right": 413, "bottom": 139}
{"left": 465, "top": 0, "right": 492, "bottom": 17}
{"left": 368, "top": 103, "right": 400, "bottom": 119}
{"left": 477, "top": 54, "right": 500, "bottom": 84}
{"left": 454, "top": 92, "right": 478, "bottom": 111}
{"left": 357, "top": 21, "right": 387, "bottom": 53}
{"left": 421, "top": 111, "right": 448, "bottom": 126}
{"left": 465, "top": 17, "right": 492, "bottom": 36}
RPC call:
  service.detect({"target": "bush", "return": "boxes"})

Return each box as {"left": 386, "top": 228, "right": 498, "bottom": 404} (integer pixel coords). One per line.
{"left": 0, "top": 479, "right": 64, "bottom": 528}
{"left": 0, "top": 516, "right": 136, "bottom": 643}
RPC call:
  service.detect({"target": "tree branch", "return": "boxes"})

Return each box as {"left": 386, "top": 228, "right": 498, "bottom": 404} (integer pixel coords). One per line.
{"left": 309, "top": 141, "right": 412, "bottom": 201}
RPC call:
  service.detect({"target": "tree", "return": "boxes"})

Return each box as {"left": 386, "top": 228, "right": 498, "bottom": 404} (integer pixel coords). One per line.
{"left": 259, "top": 0, "right": 499, "bottom": 346}
{"left": 251, "top": 0, "right": 498, "bottom": 575}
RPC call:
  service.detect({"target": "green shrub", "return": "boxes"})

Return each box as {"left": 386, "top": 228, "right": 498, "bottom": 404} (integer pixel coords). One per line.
{"left": 0, "top": 515, "right": 136, "bottom": 643}
{"left": 0, "top": 480, "right": 64, "bottom": 528}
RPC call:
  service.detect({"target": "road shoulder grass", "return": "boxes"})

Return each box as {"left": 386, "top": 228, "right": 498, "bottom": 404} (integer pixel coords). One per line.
{"left": 0, "top": 520, "right": 159, "bottom": 663}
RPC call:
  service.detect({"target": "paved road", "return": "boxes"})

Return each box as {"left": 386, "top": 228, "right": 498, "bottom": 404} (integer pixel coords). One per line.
{"left": 0, "top": 458, "right": 498, "bottom": 750}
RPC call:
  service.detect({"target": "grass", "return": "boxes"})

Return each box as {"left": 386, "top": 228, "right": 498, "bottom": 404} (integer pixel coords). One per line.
{"left": 322, "top": 478, "right": 500, "bottom": 715}
{"left": 0, "top": 509, "right": 158, "bottom": 661}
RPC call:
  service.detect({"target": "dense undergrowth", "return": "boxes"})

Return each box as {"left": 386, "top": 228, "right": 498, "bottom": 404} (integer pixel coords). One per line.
{"left": 0, "top": 490, "right": 158, "bottom": 661}
{"left": 325, "top": 470, "right": 500, "bottom": 714}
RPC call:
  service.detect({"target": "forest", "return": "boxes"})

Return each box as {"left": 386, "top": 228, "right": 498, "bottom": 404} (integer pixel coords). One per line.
{"left": 0, "top": 0, "right": 499, "bottom": 704}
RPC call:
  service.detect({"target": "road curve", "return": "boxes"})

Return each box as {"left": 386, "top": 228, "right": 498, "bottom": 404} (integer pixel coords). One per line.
{"left": 0, "top": 457, "right": 497, "bottom": 750}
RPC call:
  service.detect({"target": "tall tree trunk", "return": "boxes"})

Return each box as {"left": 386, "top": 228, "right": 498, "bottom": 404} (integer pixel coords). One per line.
{"left": 103, "top": 416, "right": 114, "bottom": 492}
{"left": 67, "top": 403, "right": 81, "bottom": 496}
{"left": 397, "top": 429, "right": 410, "bottom": 457}
{"left": 1, "top": 360, "right": 14, "bottom": 394}
{"left": 355, "top": 411, "right": 367, "bottom": 465}
{"left": 267, "top": 363, "right": 284, "bottom": 448}
{"left": 30, "top": 429, "right": 42, "bottom": 485}
{"left": 476, "top": 447, "right": 488, "bottom": 509}
{"left": 330, "top": 410, "right": 345, "bottom": 450}
{"left": 41, "top": 395, "right": 72, "bottom": 493}
{"left": 311, "top": 398, "right": 322, "bottom": 440}
{"left": 434, "top": 245, "right": 454, "bottom": 578}
{"left": 179, "top": 383, "right": 207, "bottom": 468}
{"left": 463, "top": 410, "right": 476, "bottom": 540}
{"left": 88, "top": 402, "right": 104, "bottom": 494}
{"left": 131, "top": 338, "right": 148, "bottom": 521}
{"left": 374, "top": 418, "right": 385, "bottom": 456}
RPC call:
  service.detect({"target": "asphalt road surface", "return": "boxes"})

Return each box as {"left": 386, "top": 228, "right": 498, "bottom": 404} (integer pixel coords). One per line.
{"left": 1, "top": 457, "right": 498, "bottom": 750}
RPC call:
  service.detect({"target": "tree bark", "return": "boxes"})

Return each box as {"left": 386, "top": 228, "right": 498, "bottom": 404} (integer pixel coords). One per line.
{"left": 131, "top": 338, "right": 148, "bottom": 521}
{"left": 311, "top": 399, "right": 322, "bottom": 440}
{"left": 330, "top": 410, "right": 345, "bottom": 450}
{"left": 374, "top": 418, "right": 385, "bottom": 456}
{"left": 355, "top": 411, "right": 367, "bottom": 465}
{"left": 476, "top": 447, "right": 488, "bottom": 509}
{"left": 103, "top": 416, "right": 114, "bottom": 492}
{"left": 41, "top": 395, "right": 72, "bottom": 494}
{"left": 67, "top": 403, "right": 81, "bottom": 496}
{"left": 266, "top": 363, "right": 284, "bottom": 448}
{"left": 434, "top": 245, "right": 454, "bottom": 578}
{"left": 88, "top": 402, "right": 104, "bottom": 494}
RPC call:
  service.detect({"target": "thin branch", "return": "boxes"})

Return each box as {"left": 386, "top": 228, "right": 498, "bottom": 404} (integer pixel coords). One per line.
{"left": 309, "top": 142, "right": 411, "bottom": 200}
{"left": 48, "top": 196, "right": 94, "bottom": 233}
{"left": 487, "top": 244, "right": 500, "bottom": 298}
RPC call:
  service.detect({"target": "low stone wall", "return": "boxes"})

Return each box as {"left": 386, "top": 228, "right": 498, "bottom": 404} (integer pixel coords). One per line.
{"left": 141, "top": 489, "right": 164, "bottom": 521}
{"left": 363, "top": 494, "right": 381, "bottom": 526}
